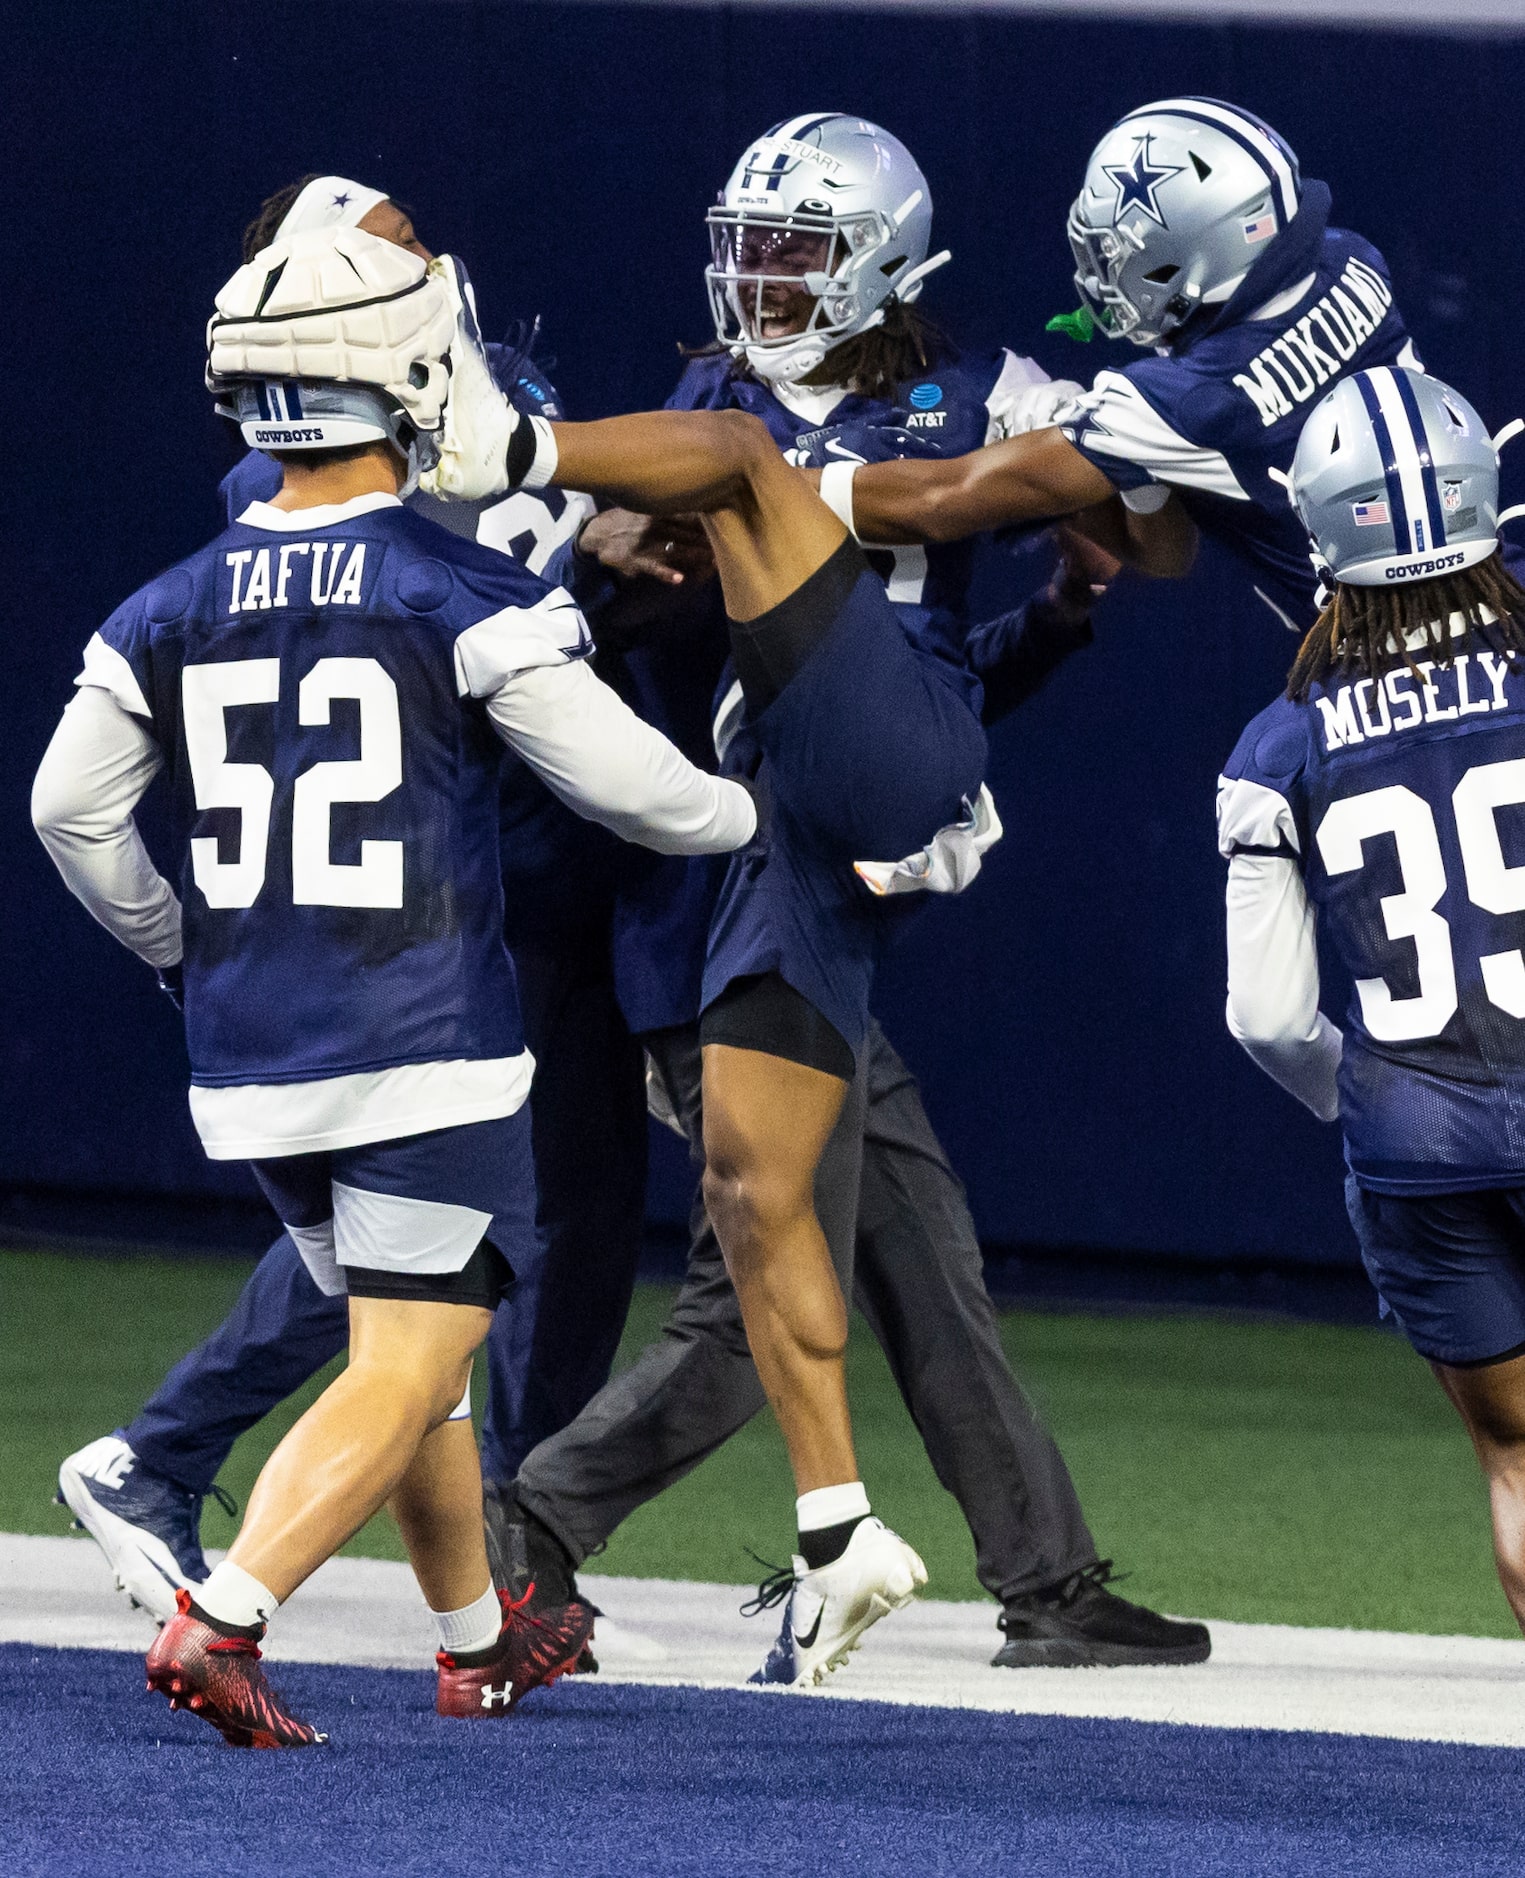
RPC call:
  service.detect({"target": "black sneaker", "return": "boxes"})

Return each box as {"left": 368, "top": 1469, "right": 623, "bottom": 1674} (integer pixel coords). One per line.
{"left": 482, "top": 1481, "right": 598, "bottom": 1673}
{"left": 993, "top": 1561, "right": 1211, "bottom": 1668}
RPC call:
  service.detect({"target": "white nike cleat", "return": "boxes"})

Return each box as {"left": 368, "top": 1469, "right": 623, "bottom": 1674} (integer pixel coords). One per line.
{"left": 747, "top": 1518, "right": 927, "bottom": 1688}
{"left": 57, "top": 1434, "right": 211, "bottom": 1624}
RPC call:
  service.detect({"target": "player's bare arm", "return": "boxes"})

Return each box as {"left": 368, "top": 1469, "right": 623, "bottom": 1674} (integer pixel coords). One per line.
{"left": 806, "top": 426, "right": 1197, "bottom": 576}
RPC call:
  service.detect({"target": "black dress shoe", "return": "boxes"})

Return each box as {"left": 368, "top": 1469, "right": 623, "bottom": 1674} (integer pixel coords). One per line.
{"left": 993, "top": 1561, "right": 1211, "bottom": 1668}
{"left": 482, "top": 1479, "right": 599, "bottom": 1673}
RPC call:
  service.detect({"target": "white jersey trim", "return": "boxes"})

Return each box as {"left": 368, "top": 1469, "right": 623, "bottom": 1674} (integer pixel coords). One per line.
{"left": 235, "top": 493, "right": 403, "bottom": 532}
{"left": 76, "top": 632, "right": 152, "bottom": 718}
{"left": 453, "top": 589, "right": 592, "bottom": 695}
{"left": 190, "top": 1052, "right": 534, "bottom": 1160}
{"left": 1070, "top": 369, "right": 1249, "bottom": 500}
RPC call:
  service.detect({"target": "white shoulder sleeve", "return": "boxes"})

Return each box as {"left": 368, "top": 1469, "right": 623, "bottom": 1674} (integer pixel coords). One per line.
{"left": 1067, "top": 370, "right": 1248, "bottom": 500}
{"left": 484, "top": 659, "right": 756, "bottom": 855}
{"left": 983, "top": 350, "right": 1085, "bottom": 444}
{"left": 453, "top": 586, "right": 593, "bottom": 697}
{"left": 1217, "top": 772, "right": 1340, "bottom": 1121}
{"left": 32, "top": 685, "right": 182, "bottom": 966}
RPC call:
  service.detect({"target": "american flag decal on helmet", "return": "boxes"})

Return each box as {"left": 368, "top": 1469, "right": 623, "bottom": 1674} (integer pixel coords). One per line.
{"left": 1352, "top": 501, "right": 1390, "bottom": 526}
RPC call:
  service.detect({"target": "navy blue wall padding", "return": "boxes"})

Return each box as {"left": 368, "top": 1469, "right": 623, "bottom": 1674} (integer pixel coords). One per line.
{"left": 6, "top": 2, "right": 1525, "bottom": 1267}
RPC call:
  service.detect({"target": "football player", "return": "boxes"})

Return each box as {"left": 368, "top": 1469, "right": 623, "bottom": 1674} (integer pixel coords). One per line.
{"left": 813, "top": 98, "right": 1419, "bottom": 629}
{"left": 490, "top": 115, "right": 1208, "bottom": 1681}
{"left": 422, "top": 113, "right": 1200, "bottom": 1675}
{"left": 1217, "top": 365, "right": 1525, "bottom": 1628}
{"left": 32, "top": 226, "right": 755, "bottom": 1744}
{"left": 54, "top": 177, "right": 672, "bottom": 1636}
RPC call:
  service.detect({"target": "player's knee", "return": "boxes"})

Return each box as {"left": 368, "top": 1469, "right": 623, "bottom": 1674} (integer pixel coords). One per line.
{"left": 702, "top": 1152, "right": 812, "bottom": 1256}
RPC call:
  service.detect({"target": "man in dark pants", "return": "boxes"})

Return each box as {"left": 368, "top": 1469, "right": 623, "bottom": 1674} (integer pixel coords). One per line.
{"left": 497, "top": 570, "right": 1206, "bottom": 1671}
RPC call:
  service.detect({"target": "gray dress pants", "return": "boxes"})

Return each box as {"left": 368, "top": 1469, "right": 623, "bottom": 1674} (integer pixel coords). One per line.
{"left": 515, "top": 1019, "right": 1098, "bottom": 1605}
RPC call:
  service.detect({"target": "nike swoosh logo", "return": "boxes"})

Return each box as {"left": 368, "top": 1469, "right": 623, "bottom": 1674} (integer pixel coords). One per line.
{"left": 824, "top": 440, "right": 868, "bottom": 463}
{"left": 795, "top": 1605, "right": 824, "bottom": 1650}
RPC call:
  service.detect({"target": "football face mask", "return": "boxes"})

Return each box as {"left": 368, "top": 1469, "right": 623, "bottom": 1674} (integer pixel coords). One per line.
{"left": 706, "top": 209, "right": 867, "bottom": 351}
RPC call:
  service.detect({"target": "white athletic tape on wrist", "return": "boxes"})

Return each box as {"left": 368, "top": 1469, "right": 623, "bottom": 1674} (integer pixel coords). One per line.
{"left": 518, "top": 414, "right": 559, "bottom": 491}
{"left": 817, "top": 460, "right": 860, "bottom": 539}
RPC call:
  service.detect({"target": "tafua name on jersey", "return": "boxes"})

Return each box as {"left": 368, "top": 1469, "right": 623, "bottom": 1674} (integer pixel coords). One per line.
{"left": 224, "top": 541, "right": 369, "bottom": 612}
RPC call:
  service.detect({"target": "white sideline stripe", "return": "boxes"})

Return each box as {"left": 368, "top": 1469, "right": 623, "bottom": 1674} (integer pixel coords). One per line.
{"left": 5, "top": 1531, "right": 1525, "bottom": 1748}
{"left": 559, "top": 0, "right": 1525, "bottom": 33}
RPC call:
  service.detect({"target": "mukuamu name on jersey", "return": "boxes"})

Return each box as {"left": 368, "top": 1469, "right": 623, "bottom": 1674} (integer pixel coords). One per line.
{"left": 224, "top": 543, "right": 368, "bottom": 614}
{"left": 1315, "top": 651, "right": 1515, "bottom": 752}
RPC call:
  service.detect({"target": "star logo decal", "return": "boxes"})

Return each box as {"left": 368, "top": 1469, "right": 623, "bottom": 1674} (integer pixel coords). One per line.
{"left": 331, "top": 191, "right": 352, "bottom": 210}
{"left": 1101, "top": 136, "right": 1183, "bottom": 228}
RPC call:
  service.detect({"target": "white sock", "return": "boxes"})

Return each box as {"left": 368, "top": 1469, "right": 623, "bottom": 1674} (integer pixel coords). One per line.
{"left": 431, "top": 1581, "right": 501, "bottom": 1655}
{"left": 796, "top": 1481, "right": 872, "bottom": 1533}
{"left": 196, "top": 1560, "right": 279, "bottom": 1630}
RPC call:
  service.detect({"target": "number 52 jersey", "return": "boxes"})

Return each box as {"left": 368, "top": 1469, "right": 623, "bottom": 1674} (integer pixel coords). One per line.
{"left": 1220, "top": 635, "right": 1525, "bottom": 1193}
{"left": 69, "top": 494, "right": 612, "bottom": 1157}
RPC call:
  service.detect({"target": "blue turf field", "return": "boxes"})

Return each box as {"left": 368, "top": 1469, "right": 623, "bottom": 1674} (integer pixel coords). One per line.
{"left": 4, "top": 1644, "right": 1522, "bottom": 1876}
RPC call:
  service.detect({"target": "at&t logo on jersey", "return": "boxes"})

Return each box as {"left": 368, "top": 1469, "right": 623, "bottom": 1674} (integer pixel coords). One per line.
{"left": 906, "top": 384, "right": 945, "bottom": 429}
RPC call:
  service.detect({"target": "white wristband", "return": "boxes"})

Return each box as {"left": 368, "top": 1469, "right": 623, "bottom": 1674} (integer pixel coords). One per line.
{"left": 520, "top": 414, "right": 559, "bottom": 491}
{"left": 818, "top": 460, "right": 860, "bottom": 540}
{"left": 1120, "top": 480, "right": 1172, "bottom": 514}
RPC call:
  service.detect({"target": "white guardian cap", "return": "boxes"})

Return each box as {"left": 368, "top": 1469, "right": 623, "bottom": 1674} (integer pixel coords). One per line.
{"left": 1289, "top": 367, "right": 1522, "bottom": 588}
{"left": 1069, "top": 97, "right": 1302, "bottom": 347}
{"left": 207, "top": 227, "right": 455, "bottom": 465}
{"left": 706, "top": 112, "right": 950, "bottom": 384}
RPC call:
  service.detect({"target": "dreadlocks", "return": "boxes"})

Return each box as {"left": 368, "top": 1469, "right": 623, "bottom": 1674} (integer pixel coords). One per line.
{"left": 682, "top": 299, "right": 957, "bottom": 403}
{"left": 241, "top": 176, "right": 323, "bottom": 262}
{"left": 1287, "top": 551, "right": 1525, "bottom": 702}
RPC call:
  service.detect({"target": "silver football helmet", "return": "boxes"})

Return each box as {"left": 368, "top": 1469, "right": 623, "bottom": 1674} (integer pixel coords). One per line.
{"left": 1069, "top": 97, "right": 1302, "bottom": 347}
{"left": 706, "top": 112, "right": 950, "bottom": 384}
{"left": 1289, "top": 367, "right": 1518, "bottom": 587}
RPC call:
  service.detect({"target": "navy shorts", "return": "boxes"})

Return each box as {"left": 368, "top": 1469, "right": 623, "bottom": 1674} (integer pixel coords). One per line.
{"left": 702, "top": 556, "right": 986, "bottom": 1056}
{"left": 251, "top": 1110, "right": 540, "bottom": 1310}
{"left": 1345, "top": 1175, "right": 1525, "bottom": 1366}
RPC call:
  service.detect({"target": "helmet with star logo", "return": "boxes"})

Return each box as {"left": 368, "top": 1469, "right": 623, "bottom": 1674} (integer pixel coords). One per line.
{"left": 1068, "top": 97, "right": 1302, "bottom": 347}
{"left": 705, "top": 113, "right": 950, "bottom": 385}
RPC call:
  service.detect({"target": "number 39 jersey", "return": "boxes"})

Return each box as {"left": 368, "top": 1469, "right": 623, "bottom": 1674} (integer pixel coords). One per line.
{"left": 78, "top": 494, "right": 591, "bottom": 1101}
{"left": 1221, "top": 637, "right": 1525, "bottom": 1192}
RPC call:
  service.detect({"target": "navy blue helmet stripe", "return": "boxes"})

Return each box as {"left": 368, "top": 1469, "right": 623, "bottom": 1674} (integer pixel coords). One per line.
{"left": 1137, "top": 106, "right": 1290, "bottom": 229}
{"left": 1391, "top": 367, "right": 1449, "bottom": 548}
{"left": 1355, "top": 372, "right": 1413, "bottom": 551}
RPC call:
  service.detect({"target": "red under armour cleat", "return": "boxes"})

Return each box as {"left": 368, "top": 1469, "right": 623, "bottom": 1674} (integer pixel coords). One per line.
{"left": 436, "top": 1586, "right": 595, "bottom": 1718}
{"left": 145, "top": 1588, "right": 326, "bottom": 1748}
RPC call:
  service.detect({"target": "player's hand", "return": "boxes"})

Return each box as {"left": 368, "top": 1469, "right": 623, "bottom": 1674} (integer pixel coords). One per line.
{"left": 1048, "top": 523, "right": 1122, "bottom": 625}
{"left": 578, "top": 510, "right": 714, "bottom": 587}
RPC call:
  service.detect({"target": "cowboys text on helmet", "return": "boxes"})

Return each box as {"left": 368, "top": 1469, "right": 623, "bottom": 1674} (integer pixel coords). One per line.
{"left": 207, "top": 227, "right": 455, "bottom": 455}
{"left": 1290, "top": 368, "right": 1514, "bottom": 589}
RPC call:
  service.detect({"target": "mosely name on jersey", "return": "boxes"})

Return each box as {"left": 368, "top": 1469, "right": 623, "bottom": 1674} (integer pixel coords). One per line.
{"left": 1233, "top": 257, "right": 1394, "bottom": 429}
{"left": 224, "top": 542, "right": 367, "bottom": 614}
{"left": 1316, "top": 650, "right": 1514, "bottom": 753}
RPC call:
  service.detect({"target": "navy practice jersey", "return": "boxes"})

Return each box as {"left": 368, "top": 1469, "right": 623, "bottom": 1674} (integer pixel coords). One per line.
{"left": 218, "top": 340, "right": 622, "bottom": 946}
{"left": 81, "top": 499, "right": 592, "bottom": 1090}
{"left": 668, "top": 347, "right": 1054, "bottom": 694}
{"left": 1061, "top": 182, "right": 1417, "bottom": 624}
{"left": 1222, "top": 638, "right": 1525, "bottom": 1192}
